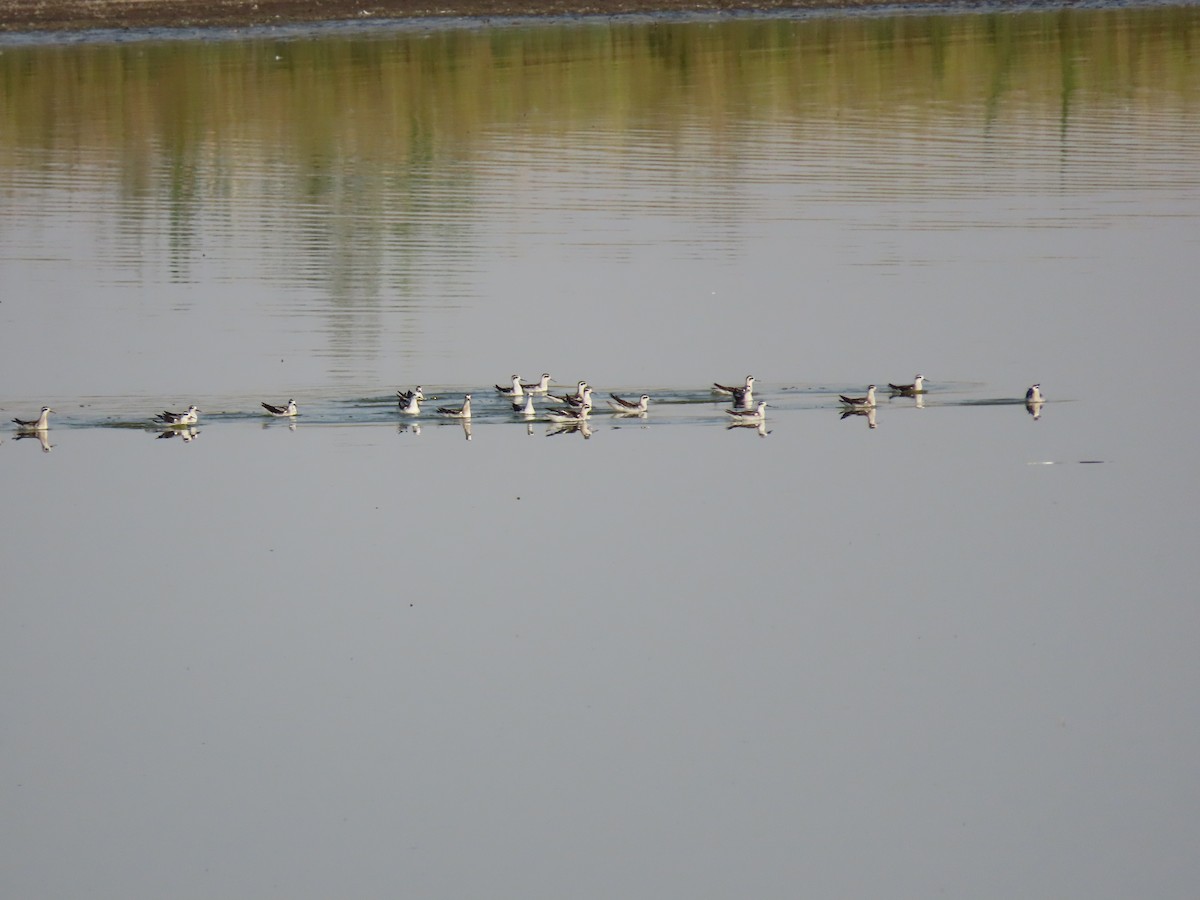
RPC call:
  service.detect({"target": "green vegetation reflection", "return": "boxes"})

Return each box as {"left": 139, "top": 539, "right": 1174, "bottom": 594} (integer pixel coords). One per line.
{"left": 3, "top": 9, "right": 1197, "bottom": 163}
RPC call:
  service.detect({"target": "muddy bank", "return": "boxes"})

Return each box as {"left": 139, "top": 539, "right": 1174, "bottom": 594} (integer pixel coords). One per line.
{"left": 1, "top": 0, "right": 995, "bottom": 35}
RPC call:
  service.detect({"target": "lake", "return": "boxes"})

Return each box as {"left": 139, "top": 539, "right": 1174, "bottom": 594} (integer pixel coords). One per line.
{"left": 2, "top": 6, "right": 1200, "bottom": 898}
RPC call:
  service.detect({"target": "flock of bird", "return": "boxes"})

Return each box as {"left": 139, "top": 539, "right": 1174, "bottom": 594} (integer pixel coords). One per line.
{"left": 8, "top": 376, "right": 1046, "bottom": 442}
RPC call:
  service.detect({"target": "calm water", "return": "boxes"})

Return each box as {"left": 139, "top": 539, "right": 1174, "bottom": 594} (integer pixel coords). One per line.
{"left": 3, "top": 7, "right": 1200, "bottom": 898}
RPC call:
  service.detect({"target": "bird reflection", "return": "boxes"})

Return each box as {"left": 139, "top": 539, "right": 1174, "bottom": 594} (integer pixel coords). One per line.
{"left": 547, "top": 421, "right": 592, "bottom": 439}
{"left": 727, "top": 420, "right": 771, "bottom": 437}
{"left": 156, "top": 427, "right": 199, "bottom": 442}
{"left": 397, "top": 422, "right": 421, "bottom": 436}
{"left": 840, "top": 407, "right": 877, "bottom": 429}
{"left": 461, "top": 421, "right": 473, "bottom": 441}
{"left": 14, "top": 430, "right": 53, "bottom": 452}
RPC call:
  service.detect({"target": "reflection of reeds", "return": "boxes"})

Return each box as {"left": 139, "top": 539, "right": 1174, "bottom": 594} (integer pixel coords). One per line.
{"left": 1, "top": 9, "right": 1196, "bottom": 166}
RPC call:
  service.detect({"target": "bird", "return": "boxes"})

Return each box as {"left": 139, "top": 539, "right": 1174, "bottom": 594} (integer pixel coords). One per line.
{"left": 521, "top": 373, "right": 552, "bottom": 393}
{"left": 398, "top": 388, "right": 422, "bottom": 415}
{"left": 12, "top": 406, "right": 53, "bottom": 430}
{"left": 549, "top": 381, "right": 588, "bottom": 405}
{"left": 714, "top": 375, "right": 754, "bottom": 395}
{"left": 839, "top": 385, "right": 876, "bottom": 408}
{"left": 888, "top": 375, "right": 925, "bottom": 395}
{"left": 513, "top": 393, "right": 536, "bottom": 417}
{"left": 495, "top": 375, "right": 524, "bottom": 397}
{"left": 561, "top": 387, "right": 594, "bottom": 410}
{"left": 437, "top": 394, "right": 472, "bottom": 418}
{"left": 608, "top": 393, "right": 650, "bottom": 415}
{"left": 153, "top": 405, "right": 200, "bottom": 426}
{"left": 261, "top": 399, "right": 298, "bottom": 417}
{"left": 546, "top": 403, "right": 590, "bottom": 424}
{"left": 726, "top": 400, "right": 767, "bottom": 423}
{"left": 1025, "top": 384, "right": 1044, "bottom": 420}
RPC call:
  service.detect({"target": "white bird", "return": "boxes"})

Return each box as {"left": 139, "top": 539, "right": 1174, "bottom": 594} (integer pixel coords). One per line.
{"left": 398, "top": 392, "right": 421, "bottom": 415}
{"left": 549, "top": 381, "right": 588, "bottom": 404}
{"left": 1025, "top": 384, "right": 1044, "bottom": 420}
{"left": 397, "top": 386, "right": 424, "bottom": 404}
{"left": 726, "top": 400, "right": 767, "bottom": 423}
{"left": 153, "top": 405, "right": 200, "bottom": 426}
{"left": 888, "top": 375, "right": 925, "bottom": 395}
{"left": 608, "top": 393, "right": 650, "bottom": 415}
{"left": 714, "top": 375, "right": 754, "bottom": 395}
{"left": 839, "top": 385, "right": 876, "bottom": 408}
{"left": 546, "top": 403, "right": 590, "bottom": 424}
{"left": 513, "top": 393, "right": 536, "bottom": 417}
{"left": 561, "top": 387, "right": 594, "bottom": 411}
{"left": 521, "top": 373, "right": 552, "bottom": 393}
{"left": 495, "top": 375, "right": 524, "bottom": 397}
{"left": 261, "top": 399, "right": 298, "bottom": 417}
{"left": 12, "top": 406, "right": 53, "bottom": 430}
{"left": 437, "top": 394, "right": 472, "bottom": 418}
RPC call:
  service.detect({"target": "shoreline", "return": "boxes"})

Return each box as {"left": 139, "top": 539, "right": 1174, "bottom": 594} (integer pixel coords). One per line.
{"left": 0, "top": 0, "right": 1091, "bottom": 37}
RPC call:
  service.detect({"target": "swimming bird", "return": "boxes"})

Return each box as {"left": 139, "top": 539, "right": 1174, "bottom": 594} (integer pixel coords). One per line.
{"left": 398, "top": 392, "right": 422, "bottom": 415}
{"left": 549, "top": 381, "right": 588, "bottom": 405}
{"left": 560, "top": 386, "right": 594, "bottom": 411}
{"left": 839, "top": 385, "right": 876, "bottom": 408}
{"left": 888, "top": 375, "right": 925, "bottom": 395}
{"left": 437, "top": 394, "right": 472, "bottom": 418}
{"left": 513, "top": 393, "right": 536, "bottom": 417}
{"left": 546, "top": 403, "right": 591, "bottom": 424}
{"left": 261, "top": 399, "right": 298, "bottom": 417}
{"left": 495, "top": 375, "right": 524, "bottom": 397}
{"left": 608, "top": 393, "right": 650, "bottom": 415}
{"left": 12, "top": 407, "right": 53, "bottom": 430}
{"left": 521, "top": 373, "right": 552, "bottom": 393}
{"left": 725, "top": 400, "right": 767, "bottom": 423}
{"left": 714, "top": 375, "right": 754, "bottom": 396}
{"left": 153, "top": 405, "right": 200, "bottom": 427}
{"left": 1025, "top": 384, "right": 1044, "bottom": 420}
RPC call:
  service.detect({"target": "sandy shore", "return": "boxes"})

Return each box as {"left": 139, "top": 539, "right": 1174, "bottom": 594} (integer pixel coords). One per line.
{"left": 1, "top": 0, "right": 983, "bottom": 35}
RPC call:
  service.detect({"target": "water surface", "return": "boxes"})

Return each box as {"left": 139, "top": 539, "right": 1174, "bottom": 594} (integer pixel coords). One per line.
{"left": 2, "top": 7, "right": 1200, "bottom": 898}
